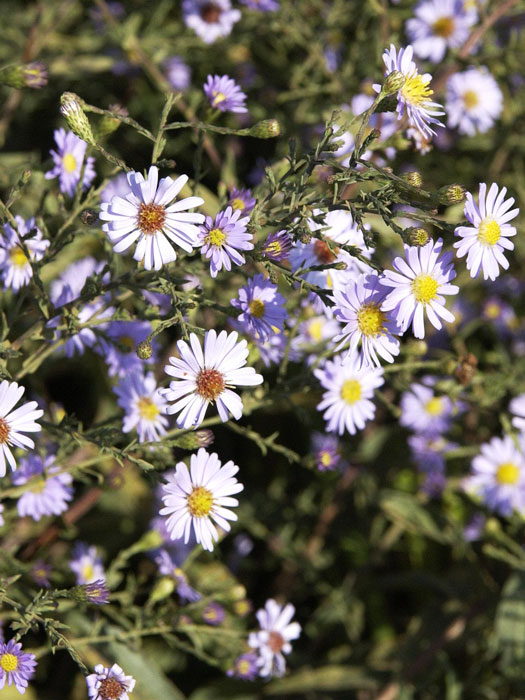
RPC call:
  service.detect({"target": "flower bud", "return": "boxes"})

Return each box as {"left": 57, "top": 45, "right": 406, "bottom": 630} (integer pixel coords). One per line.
{"left": 174, "top": 430, "right": 215, "bottom": 450}
{"left": 60, "top": 92, "right": 96, "bottom": 145}
{"left": 71, "top": 580, "right": 110, "bottom": 605}
{"left": 248, "top": 119, "right": 280, "bottom": 138}
{"left": 406, "top": 227, "right": 431, "bottom": 247}
{"left": 136, "top": 340, "right": 153, "bottom": 360}
{"left": 437, "top": 183, "right": 466, "bottom": 205}
{"left": 148, "top": 576, "right": 175, "bottom": 605}
{"left": 401, "top": 171, "right": 423, "bottom": 188}
{"left": 135, "top": 529, "right": 164, "bottom": 551}
{"left": 383, "top": 70, "right": 405, "bottom": 95}
{"left": 0, "top": 62, "right": 47, "bottom": 89}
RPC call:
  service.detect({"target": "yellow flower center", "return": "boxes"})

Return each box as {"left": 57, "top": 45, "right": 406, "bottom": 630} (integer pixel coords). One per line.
{"left": 357, "top": 303, "right": 386, "bottom": 337}
{"left": 432, "top": 16, "right": 455, "bottom": 38}
{"left": 82, "top": 562, "right": 94, "bottom": 581}
{"left": 462, "top": 90, "right": 479, "bottom": 109}
{"left": 308, "top": 318, "right": 324, "bottom": 342}
{"left": 195, "top": 368, "right": 226, "bottom": 401}
{"left": 9, "top": 246, "right": 29, "bottom": 267}
{"left": 0, "top": 653, "right": 18, "bottom": 672}
{"left": 249, "top": 299, "right": 265, "bottom": 318}
{"left": 340, "top": 379, "right": 362, "bottom": 404}
{"left": 206, "top": 228, "right": 226, "bottom": 247}
{"left": 230, "top": 197, "right": 245, "bottom": 211}
{"left": 138, "top": 202, "right": 166, "bottom": 236}
{"left": 484, "top": 302, "right": 501, "bottom": 319}
{"left": 211, "top": 91, "right": 227, "bottom": 106}
{"left": 319, "top": 451, "right": 333, "bottom": 467}
{"left": 0, "top": 417, "right": 10, "bottom": 445}
{"left": 264, "top": 240, "right": 282, "bottom": 256}
{"left": 137, "top": 396, "right": 160, "bottom": 421}
{"left": 496, "top": 462, "right": 520, "bottom": 485}
{"left": 237, "top": 659, "right": 251, "bottom": 675}
{"left": 412, "top": 274, "right": 438, "bottom": 304}
{"left": 98, "top": 677, "right": 126, "bottom": 700}
{"left": 425, "top": 397, "right": 444, "bottom": 416}
{"left": 400, "top": 74, "right": 434, "bottom": 106}
{"left": 187, "top": 486, "right": 213, "bottom": 517}
{"left": 477, "top": 217, "right": 501, "bottom": 246}
{"left": 62, "top": 153, "right": 77, "bottom": 173}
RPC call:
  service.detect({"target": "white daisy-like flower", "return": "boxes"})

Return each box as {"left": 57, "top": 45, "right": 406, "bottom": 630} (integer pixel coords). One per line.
{"left": 453, "top": 183, "right": 519, "bottom": 281}
{"left": 114, "top": 371, "right": 169, "bottom": 443}
{"left": 510, "top": 394, "right": 525, "bottom": 434}
{"left": 446, "top": 67, "right": 503, "bottom": 136}
{"left": 380, "top": 238, "right": 459, "bottom": 339}
{"left": 248, "top": 599, "right": 301, "bottom": 678}
{"left": 160, "top": 448, "right": 243, "bottom": 551}
{"left": 86, "top": 663, "right": 135, "bottom": 700}
{"left": 0, "top": 217, "right": 49, "bottom": 292}
{"left": 333, "top": 272, "right": 401, "bottom": 367}
{"left": 314, "top": 354, "right": 384, "bottom": 435}
{"left": 0, "top": 380, "right": 44, "bottom": 477}
{"left": 463, "top": 435, "right": 525, "bottom": 517}
{"left": 406, "top": 0, "right": 477, "bottom": 63}
{"left": 161, "top": 330, "right": 264, "bottom": 429}
{"left": 375, "top": 44, "right": 445, "bottom": 138}
{"left": 100, "top": 165, "right": 205, "bottom": 271}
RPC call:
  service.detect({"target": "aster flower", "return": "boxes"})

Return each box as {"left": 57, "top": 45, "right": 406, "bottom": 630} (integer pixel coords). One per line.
{"left": 406, "top": 0, "right": 477, "bottom": 63}
{"left": 0, "top": 217, "right": 49, "bottom": 292}
{"left": 375, "top": 44, "right": 445, "bottom": 138}
{"left": 86, "top": 663, "right": 135, "bottom": 700}
{"left": 97, "top": 320, "right": 157, "bottom": 378}
{"left": 248, "top": 599, "right": 301, "bottom": 678}
{"left": 182, "top": 0, "right": 241, "bottom": 44}
{"left": 333, "top": 272, "right": 401, "bottom": 367}
{"left": 0, "top": 380, "right": 43, "bottom": 478}
{"left": 199, "top": 206, "right": 253, "bottom": 278}
{"left": 31, "top": 560, "right": 52, "bottom": 588}
{"left": 453, "top": 183, "right": 519, "bottom": 281}
{"left": 164, "top": 56, "right": 191, "bottom": 91}
{"left": 160, "top": 448, "right": 243, "bottom": 552}
{"left": 13, "top": 454, "right": 73, "bottom": 521}
{"left": 314, "top": 355, "right": 384, "bottom": 436}
{"left": 231, "top": 274, "right": 287, "bottom": 341}
{"left": 44, "top": 128, "right": 96, "bottom": 197}
{"left": 78, "top": 579, "right": 110, "bottom": 605}
{"left": 69, "top": 542, "right": 105, "bottom": 584}
{"left": 229, "top": 187, "right": 256, "bottom": 214}
{"left": 463, "top": 435, "right": 525, "bottom": 517}
{"left": 310, "top": 432, "right": 345, "bottom": 471}
{"left": 203, "top": 74, "right": 247, "bottom": 113}
{"left": 100, "top": 172, "right": 131, "bottom": 205}
{"left": 408, "top": 434, "right": 456, "bottom": 472}
{"left": 262, "top": 230, "right": 292, "bottom": 262}
{"left": 100, "top": 165, "right": 205, "bottom": 271}
{"left": 400, "top": 382, "right": 458, "bottom": 435}
{"left": 114, "top": 371, "right": 169, "bottom": 443}
{"left": 510, "top": 394, "right": 525, "bottom": 433}
{"left": 290, "top": 310, "right": 341, "bottom": 363}
{"left": 162, "top": 330, "right": 263, "bottom": 429}
{"left": 202, "top": 602, "right": 226, "bottom": 625}
{"left": 380, "top": 238, "right": 459, "bottom": 340}
{"left": 227, "top": 651, "right": 259, "bottom": 680}
{"left": 446, "top": 67, "right": 503, "bottom": 136}
{"left": 0, "top": 639, "right": 37, "bottom": 694}
{"left": 155, "top": 549, "right": 201, "bottom": 602}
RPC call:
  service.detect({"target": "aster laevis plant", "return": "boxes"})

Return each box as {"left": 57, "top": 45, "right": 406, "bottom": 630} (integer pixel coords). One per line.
{"left": 203, "top": 74, "right": 248, "bottom": 113}
{"left": 13, "top": 453, "right": 73, "bottom": 521}
{"left": 114, "top": 371, "right": 169, "bottom": 443}
{"left": 0, "top": 380, "right": 44, "bottom": 477}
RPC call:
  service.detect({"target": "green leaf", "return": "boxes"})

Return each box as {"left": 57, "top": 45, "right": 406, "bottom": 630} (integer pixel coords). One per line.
{"left": 493, "top": 571, "right": 525, "bottom": 679}
{"left": 263, "top": 665, "right": 383, "bottom": 694}
{"left": 379, "top": 490, "right": 456, "bottom": 544}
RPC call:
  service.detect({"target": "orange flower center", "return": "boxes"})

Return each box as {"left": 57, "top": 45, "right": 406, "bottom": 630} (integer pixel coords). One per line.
{"left": 313, "top": 239, "right": 337, "bottom": 264}
{"left": 98, "top": 677, "right": 125, "bottom": 700}
{"left": 0, "top": 417, "right": 10, "bottom": 445}
{"left": 195, "top": 368, "right": 226, "bottom": 401}
{"left": 268, "top": 631, "right": 285, "bottom": 653}
{"left": 201, "top": 2, "right": 221, "bottom": 22}
{"left": 137, "top": 202, "right": 166, "bottom": 235}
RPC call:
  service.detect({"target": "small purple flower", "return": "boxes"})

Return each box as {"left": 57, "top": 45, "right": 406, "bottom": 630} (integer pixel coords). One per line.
{"left": 202, "top": 602, "right": 226, "bottom": 625}
{"left": 0, "top": 216, "right": 49, "bottom": 292}
{"left": 400, "top": 382, "right": 456, "bottom": 435}
{"left": 0, "top": 639, "right": 37, "bottom": 694}
{"left": 86, "top": 663, "right": 135, "bottom": 700}
{"left": 164, "top": 56, "right": 191, "bottom": 91}
{"left": 463, "top": 513, "right": 486, "bottom": 542}
{"left": 229, "top": 187, "right": 256, "bottom": 214}
{"left": 310, "top": 432, "right": 344, "bottom": 471}
{"left": 199, "top": 206, "right": 253, "bottom": 277}
{"left": 227, "top": 651, "right": 259, "bottom": 680}
{"left": 155, "top": 549, "right": 201, "bottom": 603}
{"left": 69, "top": 542, "right": 105, "bottom": 584}
{"left": 183, "top": 0, "right": 241, "bottom": 44}
{"left": 31, "top": 560, "right": 52, "bottom": 588}
{"left": 114, "top": 371, "right": 169, "bottom": 443}
{"left": 97, "top": 320, "right": 157, "bottom": 378}
{"left": 81, "top": 579, "right": 110, "bottom": 605}
{"left": 231, "top": 273, "right": 287, "bottom": 341}
{"left": 13, "top": 454, "right": 73, "bottom": 521}
{"left": 45, "top": 128, "right": 96, "bottom": 197}
{"left": 262, "top": 230, "right": 292, "bottom": 262}
{"left": 203, "top": 74, "right": 247, "bottom": 113}
{"left": 21, "top": 61, "right": 48, "bottom": 89}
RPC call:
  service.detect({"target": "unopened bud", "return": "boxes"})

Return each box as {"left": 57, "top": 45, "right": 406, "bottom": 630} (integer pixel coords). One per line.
{"left": 333, "top": 261, "right": 348, "bottom": 270}
{"left": 174, "top": 430, "right": 215, "bottom": 450}
{"left": 60, "top": 92, "right": 96, "bottom": 145}
{"left": 437, "top": 183, "right": 466, "bottom": 205}
{"left": 298, "top": 231, "right": 311, "bottom": 245}
{"left": 383, "top": 70, "right": 405, "bottom": 95}
{"left": 97, "top": 104, "right": 128, "bottom": 139}
{"left": 0, "top": 62, "right": 48, "bottom": 89}
{"left": 136, "top": 340, "right": 153, "bottom": 360}
{"left": 401, "top": 171, "right": 422, "bottom": 188}
{"left": 248, "top": 119, "right": 280, "bottom": 139}
{"left": 148, "top": 576, "right": 175, "bottom": 605}
{"left": 81, "top": 209, "right": 98, "bottom": 225}
{"left": 485, "top": 517, "right": 500, "bottom": 535}
{"left": 134, "top": 529, "right": 164, "bottom": 551}
{"left": 406, "top": 227, "right": 430, "bottom": 247}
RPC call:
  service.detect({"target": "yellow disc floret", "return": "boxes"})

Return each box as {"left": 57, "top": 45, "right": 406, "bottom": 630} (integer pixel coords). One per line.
{"left": 62, "top": 153, "right": 77, "bottom": 173}
{"left": 477, "top": 217, "right": 501, "bottom": 246}
{"left": 496, "top": 462, "right": 520, "bottom": 485}
{"left": 206, "top": 228, "right": 226, "bottom": 247}
{"left": 9, "top": 246, "right": 29, "bottom": 267}
{"left": 230, "top": 198, "right": 245, "bottom": 211}
{"left": 249, "top": 299, "right": 265, "bottom": 318}
{"left": 425, "top": 397, "right": 444, "bottom": 416}
{"left": 137, "top": 396, "right": 160, "bottom": 421}
{"left": 432, "top": 16, "right": 455, "bottom": 38}
{"left": 211, "top": 91, "right": 227, "bottom": 106}
{"left": 401, "top": 74, "right": 434, "bottom": 106}
{"left": 412, "top": 274, "right": 438, "bottom": 304}
{"left": 187, "top": 486, "right": 213, "bottom": 517}
{"left": 462, "top": 90, "right": 479, "bottom": 109}
{"left": 357, "top": 303, "right": 386, "bottom": 337}
{"left": 340, "top": 379, "right": 362, "bottom": 404}
{"left": 0, "top": 653, "right": 18, "bottom": 672}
